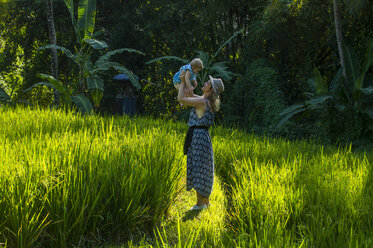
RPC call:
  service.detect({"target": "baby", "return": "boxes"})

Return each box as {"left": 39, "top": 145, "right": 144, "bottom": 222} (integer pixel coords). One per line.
{"left": 173, "top": 58, "right": 204, "bottom": 97}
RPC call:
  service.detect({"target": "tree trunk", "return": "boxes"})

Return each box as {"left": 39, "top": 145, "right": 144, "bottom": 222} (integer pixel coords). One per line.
{"left": 333, "top": 0, "right": 349, "bottom": 90}
{"left": 46, "top": 0, "right": 58, "bottom": 79}
{"left": 46, "top": 0, "right": 59, "bottom": 104}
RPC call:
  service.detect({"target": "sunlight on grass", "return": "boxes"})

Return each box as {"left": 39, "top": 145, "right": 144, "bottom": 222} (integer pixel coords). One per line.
{"left": 1, "top": 106, "right": 373, "bottom": 247}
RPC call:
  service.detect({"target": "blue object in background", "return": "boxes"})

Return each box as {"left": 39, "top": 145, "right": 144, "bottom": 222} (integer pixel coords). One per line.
{"left": 113, "top": 73, "right": 139, "bottom": 81}
{"left": 113, "top": 73, "right": 130, "bottom": 80}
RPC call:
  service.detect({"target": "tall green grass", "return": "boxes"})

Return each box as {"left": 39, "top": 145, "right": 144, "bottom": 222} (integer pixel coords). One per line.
{"left": 213, "top": 126, "right": 373, "bottom": 247}
{"left": 0, "top": 106, "right": 185, "bottom": 247}
{"left": 1, "top": 106, "right": 373, "bottom": 247}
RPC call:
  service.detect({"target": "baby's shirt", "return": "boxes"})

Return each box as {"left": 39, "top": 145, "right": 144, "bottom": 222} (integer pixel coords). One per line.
{"left": 173, "top": 64, "right": 197, "bottom": 85}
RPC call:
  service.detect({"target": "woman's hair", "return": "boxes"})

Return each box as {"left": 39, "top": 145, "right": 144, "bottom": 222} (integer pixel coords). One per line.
{"left": 190, "top": 58, "right": 204, "bottom": 70}
{"left": 207, "top": 92, "right": 220, "bottom": 113}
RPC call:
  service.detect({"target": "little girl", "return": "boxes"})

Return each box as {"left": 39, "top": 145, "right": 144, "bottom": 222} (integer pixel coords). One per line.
{"left": 173, "top": 58, "right": 204, "bottom": 97}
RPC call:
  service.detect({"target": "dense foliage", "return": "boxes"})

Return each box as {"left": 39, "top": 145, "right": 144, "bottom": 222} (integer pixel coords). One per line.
{"left": 1, "top": 0, "right": 373, "bottom": 144}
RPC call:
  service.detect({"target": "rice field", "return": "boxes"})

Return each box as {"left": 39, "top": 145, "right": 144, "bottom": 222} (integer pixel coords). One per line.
{"left": 1, "top": 106, "right": 372, "bottom": 247}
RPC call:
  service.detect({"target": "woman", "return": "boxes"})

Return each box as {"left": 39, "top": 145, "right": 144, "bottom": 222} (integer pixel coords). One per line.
{"left": 178, "top": 75, "right": 224, "bottom": 210}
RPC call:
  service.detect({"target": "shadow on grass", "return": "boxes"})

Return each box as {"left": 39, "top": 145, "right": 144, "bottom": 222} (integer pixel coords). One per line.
{"left": 182, "top": 209, "right": 202, "bottom": 221}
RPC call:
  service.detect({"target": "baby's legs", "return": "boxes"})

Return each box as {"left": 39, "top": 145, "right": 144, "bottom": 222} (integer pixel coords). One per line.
{"left": 179, "top": 71, "right": 194, "bottom": 97}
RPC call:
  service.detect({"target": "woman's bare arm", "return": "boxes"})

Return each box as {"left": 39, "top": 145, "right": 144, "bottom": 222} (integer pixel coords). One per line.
{"left": 178, "top": 81, "right": 206, "bottom": 108}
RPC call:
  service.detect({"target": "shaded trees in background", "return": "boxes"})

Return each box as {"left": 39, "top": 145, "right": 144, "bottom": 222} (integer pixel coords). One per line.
{"left": 0, "top": 0, "right": 372, "bottom": 144}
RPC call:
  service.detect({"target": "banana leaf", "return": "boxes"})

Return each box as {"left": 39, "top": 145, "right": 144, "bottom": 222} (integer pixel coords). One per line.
{"left": 313, "top": 67, "right": 328, "bottom": 94}
{"left": 87, "top": 76, "right": 104, "bottom": 106}
{"left": 355, "top": 39, "right": 373, "bottom": 89}
{"left": 361, "top": 86, "right": 373, "bottom": 95}
{"left": 84, "top": 38, "right": 108, "bottom": 50}
{"left": 72, "top": 94, "right": 93, "bottom": 115}
{"left": 306, "top": 95, "right": 332, "bottom": 109}
{"left": 213, "top": 29, "right": 243, "bottom": 59}
{"left": 91, "top": 61, "right": 141, "bottom": 89}
{"left": 279, "top": 103, "right": 305, "bottom": 116}
{"left": 25, "top": 82, "right": 71, "bottom": 105}
{"left": 63, "top": 0, "right": 80, "bottom": 42}
{"left": 145, "top": 56, "right": 188, "bottom": 65}
{"left": 39, "top": 45, "right": 77, "bottom": 64}
{"left": 329, "top": 68, "right": 343, "bottom": 93}
{"left": 36, "top": 74, "right": 70, "bottom": 96}
{"left": 362, "top": 39, "right": 373, "bottom": 74}
{"left": 78, "top": 0, "right": 96, "bottom": 40}
{"left": 276, "top": 104, "right": 306, "bottom": 129}
{"left": 343, "top": 43, "right": 360, "bottom": 89}
{"left": 90, "top": 89, "right": 103, "bottom": 107}
{"left": 209, "top": 62, "right": 238, "bottom": 81}
{"left": 95, "top": 48, "right": 145, "bottom": 67}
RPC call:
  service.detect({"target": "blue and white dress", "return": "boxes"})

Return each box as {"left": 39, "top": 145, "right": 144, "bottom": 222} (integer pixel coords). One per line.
{"left": 185, "top": 102, "right": 215, "bottom": 198}
{"left": 173, "top": 64, "right": 197, "bottom": 85}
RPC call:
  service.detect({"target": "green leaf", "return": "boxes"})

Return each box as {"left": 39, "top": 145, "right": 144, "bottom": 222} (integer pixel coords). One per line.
{"left": 355, "top": 39, "right": 373, "bottom": 89}
{"left": 343, "top": 43, "right": 360, "bottom": 88}
{"left": 90, "top": 89, "right": 103, "bottom": 107}
{"left": 145, "top": 56, "right": 188, "bottom": 65}
{"left": 361, "top": 86, "right": 373, "bottom": 95}
{"left": 329, "top": 68, "right": 343, "bottom": 93}
{"left": 276, "top": 104, "right": 306, "bottom": 129}
{"left": 213, "top": 29, "right": 243, "bottom": 59}
{"left": 279, "top": 103, "right": 305, "bottom": 116}
{"left": 313, "top": 67, "right": 328, "bottom": 94}
{"left": 36, "top": 74, "right": 70, "bottom": 96}
{"left": 78, "top": 0, "right": 96, "bottom": 40}
{"left": 24, "top": 82, "right": 54, "bottom": 92}
{"left": 87, "top": 76, "right": 104, "bottom": 91}
{"left": 64, "top": 0, "right": 75, "bottom": 24}
{"left": 0, "top": 86, "right": 11, "bottom": 102}
{"left": 87, "top": 76, "right": 103, "bottom": 91}
{"left": 306, "top": 95, "right": 332, "bottom": 109}
{"left": 84, "top": 38, "right": 108, "bottom": 50}
{"left": 362, "top": 39, "right": 373, "bottom": 74}
{"left": 112, "top": 65, "right": 141, "bottom": 90}
{"left": 25, "top": 82, "right": 71, "bottom": 105}
{"left": 71, "top": 94, "right": 93, "bottom": 115}
{"left": 39, "top": 45, "right": 77, "bottom": 64}
{"left": 95, "top": 48, "right": 145, "bottom": 67}
{"left": 209, "top": 62, "right": 238, "bottom": 81}
{"left": 91, "top": 29, "right": 105, "bottom": 38}
{"left": 335, "top": 104, "right": 345, "bottom": 112}
{"left": 92, "top": 62, "right": 141, "bottom": 89}
{"left": 63, "top": 0, "right": 80, "bottom": 42}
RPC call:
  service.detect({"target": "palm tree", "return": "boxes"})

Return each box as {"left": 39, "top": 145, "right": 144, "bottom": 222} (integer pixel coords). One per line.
{"left": 46, "top": 0, "right": 58, "bottom": 80}
{"left": 333, "top": 0, "right": 369, "bottom": 89}
{"left": 46, "top": 0, "right": 59, "bottom": 105}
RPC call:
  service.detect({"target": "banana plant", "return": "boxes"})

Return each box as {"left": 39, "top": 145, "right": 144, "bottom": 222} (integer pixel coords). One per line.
{"left": 25, "top": 73, "right": 95, "bottom": 114}
{"left": 31, "top": 0, "right": 144, "bottom": 114}
{"left": 277, "top": 39, "right": 373, "bottom": 130}
{"left": 146, "top": 29, "right": 243, "bottom": 85}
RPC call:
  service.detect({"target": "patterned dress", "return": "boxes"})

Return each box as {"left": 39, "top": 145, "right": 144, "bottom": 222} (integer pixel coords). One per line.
{"left": 186, "top": 101, "right": 215, "bottom": 198}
